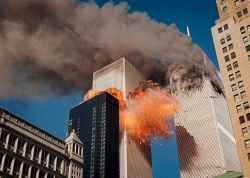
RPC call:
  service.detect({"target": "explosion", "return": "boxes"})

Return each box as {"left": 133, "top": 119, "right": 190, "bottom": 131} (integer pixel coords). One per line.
{"left": 123, "top": 81, "right": 178, "bottom": 143}
{"left": 85, "top": 81, "right": 179, "bottom": 143}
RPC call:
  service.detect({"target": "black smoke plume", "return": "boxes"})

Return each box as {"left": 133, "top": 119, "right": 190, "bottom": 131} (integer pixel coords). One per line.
{"left": 0, "top": 0, "right": 219, "bottom": 98}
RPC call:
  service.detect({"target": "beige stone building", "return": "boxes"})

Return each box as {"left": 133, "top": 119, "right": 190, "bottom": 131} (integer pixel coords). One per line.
{"left": 212, "top": 0, "right": 250, "bottom": 177}
{"left": 0, "top": 108, "right": 84, "bottom": 178}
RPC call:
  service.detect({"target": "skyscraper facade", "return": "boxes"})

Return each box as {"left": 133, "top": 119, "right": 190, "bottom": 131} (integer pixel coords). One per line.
{"left": 212, "top": 0, "right": 250, "bottom": 177}
{"left": 174, "top": 79, "right": 241, "bottom": 178}
{"left": 69, "top": 92, "right": 120, "bottom": 178}
{"left": 92, "top": 57, "right": 152, "bottom": 178}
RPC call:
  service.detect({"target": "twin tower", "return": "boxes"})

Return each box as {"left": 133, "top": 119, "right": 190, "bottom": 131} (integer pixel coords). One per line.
{"left": 69, "top": 58, "right": 152, "bottom": 178}
{"left": 68, "top": 57, "right": 241, "bottom": 178}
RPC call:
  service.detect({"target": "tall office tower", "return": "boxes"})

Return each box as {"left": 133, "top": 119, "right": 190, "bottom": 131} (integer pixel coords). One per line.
{"left": 211, "top": 0, "right": 250, "bottom": 177}
{"left": 69, "top": 92, "right": 120, "bottom": 178}
{"left": 92, "top": 57, "right": 152, "bottom": 178}
{"left": 174, "top": 79, "right": 241, "bottom": 178}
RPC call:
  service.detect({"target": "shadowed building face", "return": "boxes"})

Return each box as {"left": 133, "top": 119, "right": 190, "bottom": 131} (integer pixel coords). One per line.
{"left": 69, "top": 92, "right": 120, "bottom": 178}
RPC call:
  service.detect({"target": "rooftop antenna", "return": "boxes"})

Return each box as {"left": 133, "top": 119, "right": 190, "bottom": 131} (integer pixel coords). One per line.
{"left": 186, "top": 26, "right": 191, "bottom": 38}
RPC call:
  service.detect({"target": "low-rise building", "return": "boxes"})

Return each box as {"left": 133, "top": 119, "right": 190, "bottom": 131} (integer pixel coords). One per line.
{"left": 0, "top": 108, "right": 83, "bottom": 178}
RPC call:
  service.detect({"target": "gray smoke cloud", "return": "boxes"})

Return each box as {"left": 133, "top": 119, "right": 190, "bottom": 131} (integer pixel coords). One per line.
{"left": 0, "top": 0, "right": 220, "bottom": 98}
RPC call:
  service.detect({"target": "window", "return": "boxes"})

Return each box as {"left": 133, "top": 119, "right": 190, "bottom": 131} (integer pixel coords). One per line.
{"left": 243, "top": 36, "right": 249, "bottom": 43}
{"left": 224, "top": 55, "right": 230, "bottom": 62}
{"left": 231, "top": 83, "right": 238, "bottom": 91}
{"left": 229, "top": 74, "right": 235, "bottom": 81}
{"left": 223, "top": 47, "right": 228, "bottom": 53}
{"left": 224, "top": 24, "right": 229, "bottom": 30}
{"left": 231, "top": 52, "right": 236, "bottom": 59}
{"left": 247, "top": 113, "right": 250, "bottom": 121}
{"left": 240, "top": 26, "right": 246, "bottom": 34}
{"left": 239, "top": 115, "right": 245, "bottom": 123}
{"left": 247, "top": 25, "right": 250, "bottom": 32}
{"left": 242, "top": 127, "right": 248, "bottom": 136}
{"left": 241, "top": 91, "right": 247, "bottom": 99}
{"left": 226, "top": 35, "right": 232, "bottom": 41}
{"left": 235, "top": 71, "right": 241, "bottom": 78}
{"left": 243, "top": 102, "right": 250, "bottom": 110}
{"left": 220, "top": 38, "right": 226, "bottom": 45}
{"left": 245, "top": 139, "right": 250, "bottom": 148}
{"left": 218, "top": 27, "right": 223, "bottom": 33}
{"left": 222, "top": 6, "right": 228, "bottom": 12}
{"left": 235, "top": 0, "right": 241, "bottom": 6}
{"left": 243, "top": 8, "right": 248, "bottom": 15}
{"left": 237, "top": 104, "right": 244, "bottom": 113}
{"left": 234, "top": 94, "right": 241, "bottom": 103}
{"left": 248, "top": 153, "right": 250, "bottom": 161}
{"left": 227, "top": 64, "right": 233, "bottom": 71}
{"left": 233, "top": 61, "right": 239, "bottom": 68}
{"left": 238, "top": 80, "right": 244, "bottom": 89}
{"left": 237, "top": 11, "right": 243, "bottom": 18}
{"left": 246, "top": 45, "right": 250, "bottom": 52}
{"left": 248, "top": 55, "right": 250, "bottom": 61}
{"left": 228, "top": 43, "right": 234, "bottom": 50}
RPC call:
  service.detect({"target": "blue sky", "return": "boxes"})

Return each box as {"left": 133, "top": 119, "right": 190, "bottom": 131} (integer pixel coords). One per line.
{"left": 0, "top": 1, "right": 219, "bottom": 178}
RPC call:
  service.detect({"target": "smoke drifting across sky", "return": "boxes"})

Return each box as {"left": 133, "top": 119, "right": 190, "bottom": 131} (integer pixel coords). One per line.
{"left": 0, "top": 0, "right": 218, "bottom": 98}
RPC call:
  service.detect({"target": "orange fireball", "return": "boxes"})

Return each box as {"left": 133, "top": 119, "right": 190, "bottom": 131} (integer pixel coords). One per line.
{"left": 84, "top": 81, "right": 179, "bottom": 143}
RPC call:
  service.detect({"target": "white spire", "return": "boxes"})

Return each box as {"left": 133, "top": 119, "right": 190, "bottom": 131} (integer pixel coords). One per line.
{"left": 187, "top": 26, "right": 191, "bottom": 38}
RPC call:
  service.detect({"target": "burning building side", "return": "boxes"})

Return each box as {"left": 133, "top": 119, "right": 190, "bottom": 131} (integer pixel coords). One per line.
{"left": 173, "top": 78, "right": 241, "bottom": 178}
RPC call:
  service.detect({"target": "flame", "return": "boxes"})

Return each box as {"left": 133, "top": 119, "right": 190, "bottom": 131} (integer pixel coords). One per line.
{"left": 122, "top": 81, "right": 178, "bottom": 143}
{"left": 84, "top": 81, "right": 178, "bottom": 143}
{"left": 84, "top": 87, "right": 126, "bottom": 108}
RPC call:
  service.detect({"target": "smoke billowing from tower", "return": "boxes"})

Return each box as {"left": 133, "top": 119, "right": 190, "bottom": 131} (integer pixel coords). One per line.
{"left": 0, "top": 0, "right": 219, "bottom": 98}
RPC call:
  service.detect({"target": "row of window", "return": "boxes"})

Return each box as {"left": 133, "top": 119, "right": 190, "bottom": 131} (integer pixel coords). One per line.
{"left": 242, "top": 35, "right": 250, "bottom": 43}
{"left": 234, "top": 0, "right": 246, "bottom": 4}
{"left": 231, "top": 80, "right": 244, "bottom": 92}
{"left": 236, "top": 8, "right": 248, "bottom": 18}
{"left": 100, "top": 105, "right": 107, "bottom": 178}
{"left": 72, "top": 142, "right": 83, "bottom": 157}
{"left": 228, "top": 70, "right": 242, "bottom": 81}
{"left": 71, "top": 163, "right": 82, "bottom": 178}
{"left": 90, "top": 108, "right": 97, "bottom": 178}
{"left": 226, "top": 61, "right": 239, "bottom": 71}
{"left": 234, "top": 91, "right": 247, "bottom": 103}
{"left": 240, "top": 25, "right": 250, "bottom": 34}
{"left": 236, "top": 102, "right": 250, "bottom": 113}
{"left": 0, "top": 112, "right": 64, "bottom": 147}
{"left": 222, "top": 43, "right": 234, "bottom": 53}
{"left": 220, "top": 35, "right": 232, "bottom": 45}
{"left": 218, "top": 24, "right": 229, "bottom": 33}
{"left": 242, "top": 126, "right": 250, "bottom": 137}
{"left": 224, "top": 52, "right": 236, "bottom": 62}
{"left": 0, "top": 153, "right": 55, "bottom": 178}
{"left": 0, "top": 129, "right": 64, "bottom": 173}
{"left": 239, "top": 113, "right": 250, "bottom": 124}
{"left": 239, "top": 25, "right": 250, "bottom": 61}
{"left": 221, "top": 0, "right": 246, "bottom": 13}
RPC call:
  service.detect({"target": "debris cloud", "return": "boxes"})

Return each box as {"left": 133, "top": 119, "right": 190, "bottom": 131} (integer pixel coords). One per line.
{"left": 0, "top": 0, "right": 218, "bottom": 98}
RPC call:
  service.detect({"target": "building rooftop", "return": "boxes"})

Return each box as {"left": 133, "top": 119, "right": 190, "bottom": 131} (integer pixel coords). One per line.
{"left": 0, "top": 107, "right": 65, "bottom": 147}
